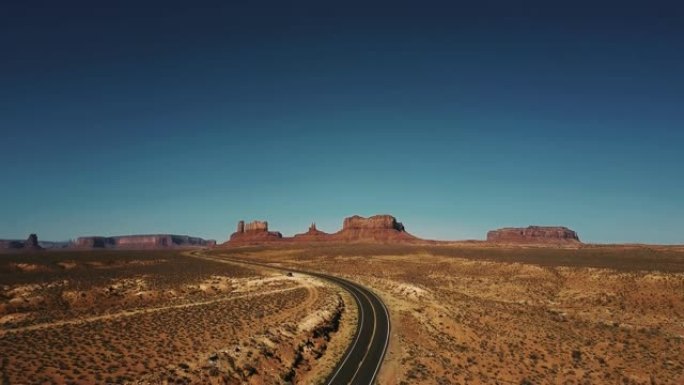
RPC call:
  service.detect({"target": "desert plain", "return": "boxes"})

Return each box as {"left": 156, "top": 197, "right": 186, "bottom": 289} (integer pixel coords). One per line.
{"left": 0, "top": 249, "right": 355, "bottom": 384}
{"left": 211, "top": 243, "right": 684, "bottom": 385}
{"left": 1, "top": 240, "right": 683, "bottom": 384}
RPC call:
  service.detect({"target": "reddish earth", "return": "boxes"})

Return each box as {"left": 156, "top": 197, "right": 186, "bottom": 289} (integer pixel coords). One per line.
{"left": 487, "top": 226, "right": 580, "bottom": 244}
{"left": 218, "top": 243, "right": 684, "bottom": 385}
{"left": 0, "top": 250, "right": 355, "bottom": 384}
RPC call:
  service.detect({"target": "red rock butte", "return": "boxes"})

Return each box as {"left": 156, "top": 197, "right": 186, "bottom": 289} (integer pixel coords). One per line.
{"left": 332, "top": 215, "right": 415, "bottom": 242}
{"left": 229, "top": 220, "right": 284, "bottom": 244}
{"left": 225, "top": 214, "right": 418, "bottom": 245}
{"left": 486, "top": 226, "right": 580, "bottom": 244}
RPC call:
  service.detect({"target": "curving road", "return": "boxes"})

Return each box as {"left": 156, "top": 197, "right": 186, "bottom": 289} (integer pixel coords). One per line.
{"left": 313, "top": 271, "right": 390, "bottom": 385}
{"left": 189, "top": 251, "right": 390, "bottom": 385}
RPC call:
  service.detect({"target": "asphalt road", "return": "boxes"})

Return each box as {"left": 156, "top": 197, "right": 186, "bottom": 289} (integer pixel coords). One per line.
{"left": 190, "top": 251, "right": 390, "bottom": 385}
{"left": 310, "top": 271, "right": 390, "bottom": 385}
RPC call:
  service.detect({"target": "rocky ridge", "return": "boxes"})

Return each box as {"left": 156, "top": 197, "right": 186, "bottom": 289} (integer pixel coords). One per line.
{"left": 229, "top": 220, "right": 283, "bottom": 244}
{"left": 331, "top": 214, "right": 415, "bottom": 242}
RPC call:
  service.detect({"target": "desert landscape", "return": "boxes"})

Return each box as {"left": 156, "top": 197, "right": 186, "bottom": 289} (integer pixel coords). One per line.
{"left": 3, "top": 215, "right": 682, "bottom": 384}
{"left": 211, "top": 241, "right": 684, "bottom": 385}
{"left": 0, "top": 249, "right": 356, "bottom": 384}
{"left": 3, "top": 2, "right": 683, "bottom": 384}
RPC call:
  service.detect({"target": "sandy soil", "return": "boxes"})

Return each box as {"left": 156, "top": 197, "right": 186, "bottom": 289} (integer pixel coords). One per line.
{"left": 0, "top": 250, "right": 357, "bottom": 384}
{"left": 218, "top": 243, "right": 684, "bottom": 385}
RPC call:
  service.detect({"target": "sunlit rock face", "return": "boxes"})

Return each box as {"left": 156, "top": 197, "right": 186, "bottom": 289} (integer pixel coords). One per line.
{"left": 342, "top": 215, "right": 405, "bottom": 231}
{"left": 332, "top": 214, "right": 416, "bottom": 243}
{"left": 229, "top": 220, "right": 283, "bottom": 245}
{"left": 226, "top": 214, "right": 419, "bottom": 245}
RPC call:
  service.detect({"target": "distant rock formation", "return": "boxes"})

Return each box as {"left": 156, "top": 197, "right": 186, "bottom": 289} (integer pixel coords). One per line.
{"left": 0, "top": 234, "right": 43, "bottom": 250}
{"left": 0, "top": 240, "right": 25, "bottom": 249}
{"left": 333, "top": 214, "right": 415, "bottom": 242}
{"left": 76, "top": 234, "right": 216, "bottom": 249}
{"left": 228, "top": 220, "right": 283, "bottom": 244}
{"left": 76, "top": 236, "right": 116, "bottom": 248}
{"left": 293, "top": 223, "right": 330, "bottom": 242}
{"left": 24, "top": 234, "right": 42, "bottom": 249}
{"left": 244, "top": 220, "right": 268, "bottom": 232}
{"left": 38, "top": 240, "right": 73, "bottom": 249}
{"left": 486, "top": 226, "right": 580, "bottom": 244}
{"left": 225, "top": 214, "right": 418, "bottom": 245}
{"left": 342, "top": 215, "right": 405, "bottom": 231}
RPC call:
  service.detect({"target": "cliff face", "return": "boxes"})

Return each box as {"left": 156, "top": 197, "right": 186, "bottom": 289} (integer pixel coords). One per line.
{"left": 76, "top": 236, "right": 116, "bottom": 248}
{"left": 226, "top": 214, "right": 417, "bottom": 245}
{"left": 229, "top": 220, "right": 283, "bottom": 244}
{"left": 487, "top": 226, "right": 580, "bottom": 244}
{"left": 243, "top": 221, "right": 268, "bottom": 232}
{"left": 333, "top": 214, "right": 415, "bottom": 242}
{"left": 75, "top": 235, "right": 216, "bottom": 249}
{"left": 342, "top": 215, "right": 405, "bottom": 231}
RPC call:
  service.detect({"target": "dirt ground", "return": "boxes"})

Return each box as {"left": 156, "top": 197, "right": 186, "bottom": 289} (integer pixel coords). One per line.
{"left": 0, "top": 250, "right": 356, "bottom": 384}
{"left": 214, "top": 243, "right": 684, "bottom": 385}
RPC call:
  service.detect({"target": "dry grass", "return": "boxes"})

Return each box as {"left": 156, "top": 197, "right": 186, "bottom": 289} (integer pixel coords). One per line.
{"left": 0, "top": 250, "right": 356, "bottom": 384}
{"left": 214, "top": 243, "right": 684, "bottom": 385}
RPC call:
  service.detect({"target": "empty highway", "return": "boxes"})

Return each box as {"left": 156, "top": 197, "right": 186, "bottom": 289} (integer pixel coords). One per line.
{"left": 189, "top": 251, "right": 391, "bottom": 385}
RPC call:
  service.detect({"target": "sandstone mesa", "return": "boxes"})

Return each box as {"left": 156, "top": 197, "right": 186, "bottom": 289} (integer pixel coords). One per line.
{"left": 486, "top": 226, "right": 580, "bottom": 244}
{"left": 75, "top": 234, "right": 216, "bottom": 249}
{"left": 1, "top": 216, "right": 585, "bottom": 251}
{"left": 226, "top": 214, "right": 418, "bottom": 245}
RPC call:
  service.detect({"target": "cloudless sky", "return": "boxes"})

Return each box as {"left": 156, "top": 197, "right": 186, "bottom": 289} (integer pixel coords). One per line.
{"left": 1, "top": 0, "right": 683, "bottom": 243}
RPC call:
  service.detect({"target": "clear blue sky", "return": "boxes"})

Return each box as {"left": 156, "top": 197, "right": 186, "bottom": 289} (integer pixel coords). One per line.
{"left": 1, "top": 1, "right": 683, "bottom": 243}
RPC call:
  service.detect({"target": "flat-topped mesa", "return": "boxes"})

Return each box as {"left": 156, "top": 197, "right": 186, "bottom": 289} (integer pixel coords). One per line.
{"left": 487, "top": 226, "right": 580, "bottom": 244}
{"left": 235, "top": 220, "right": 269, "bottom": 234}
{"left": 229, "top": 220, "right": 282, "bottom": 244}
{"left": 75, "top": 234, "right": 216, "bottom": 249}
{"left": 334, "top": 214, "right": 417, "bottom": 243}
{"left": 342, "top": 215, "right": 405, "bottom": 231}
{"left": 76, "top": 236, "right": 116, "bottom": 248}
